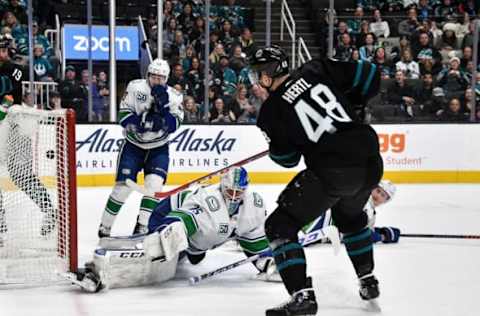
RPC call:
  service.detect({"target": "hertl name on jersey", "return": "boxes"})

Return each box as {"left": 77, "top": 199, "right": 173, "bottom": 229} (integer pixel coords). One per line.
{"left": 282, "top": 78, "right": 312, "bottom": 104}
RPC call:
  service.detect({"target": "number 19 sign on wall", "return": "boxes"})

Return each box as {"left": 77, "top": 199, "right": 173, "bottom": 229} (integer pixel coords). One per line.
{"left": 63, "top": 24, "right": 139, "bottom": 61}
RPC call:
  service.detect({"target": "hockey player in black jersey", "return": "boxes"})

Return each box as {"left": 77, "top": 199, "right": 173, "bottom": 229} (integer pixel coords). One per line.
{"left": 249, "top": 46, "right": 383, "bottom": 316}
{"left": 0, "top": 35, "right": 24, "bottom": 104}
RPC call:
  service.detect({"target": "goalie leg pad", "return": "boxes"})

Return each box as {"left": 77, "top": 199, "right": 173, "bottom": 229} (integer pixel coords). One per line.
{"left": 92, "top": 247, "right": 179, "bottom": 289}
{"left": 98, "top": 234, "right": 146, "bottom": 249}
{"left": 145, "top": 220, "right": 188, "bottom": 261}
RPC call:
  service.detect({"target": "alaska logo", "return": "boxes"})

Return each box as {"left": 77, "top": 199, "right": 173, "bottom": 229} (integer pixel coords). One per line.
{"left": 170, "top": 128, "right": 236, "bottom": 154}
{"left": 76, "top": 128, "right": 237, "bottom": 154}
{"left": 76, "top": 128, "right": 124, "bottom": 152}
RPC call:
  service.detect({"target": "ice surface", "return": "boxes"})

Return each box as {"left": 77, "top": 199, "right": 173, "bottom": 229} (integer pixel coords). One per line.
{"left": 1, "top": 184, "right": 479, "bottom": 316}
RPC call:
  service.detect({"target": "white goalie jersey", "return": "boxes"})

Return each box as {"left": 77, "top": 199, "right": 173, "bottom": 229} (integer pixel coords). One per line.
{"left": 167, "top": 184, "right": 269, "bottom": 255}
{"left": 119, "top": 79, "right": 184, "bottom": 149}
{"left": 73, "top": 184, "right": 270, "bottom": 292}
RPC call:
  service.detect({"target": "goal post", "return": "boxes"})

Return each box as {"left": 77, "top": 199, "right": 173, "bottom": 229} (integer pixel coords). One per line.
{"left": 0, "top": 105, "right": 77, "bottom": 284}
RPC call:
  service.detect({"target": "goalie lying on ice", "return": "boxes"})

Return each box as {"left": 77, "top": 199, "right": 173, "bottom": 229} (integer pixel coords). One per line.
{"left": 67, "top": 167, "right": 280, "bottom": 292}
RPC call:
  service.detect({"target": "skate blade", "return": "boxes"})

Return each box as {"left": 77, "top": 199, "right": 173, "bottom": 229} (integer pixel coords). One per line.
{"left": 364, "top": 299, "right": 381, "bottom": 313}
{"left": 60, "top": 272, "right": 98, "bottom": 293}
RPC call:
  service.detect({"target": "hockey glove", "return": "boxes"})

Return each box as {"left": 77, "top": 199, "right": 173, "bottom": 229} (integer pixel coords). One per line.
{"left": 373, "top": 227, "right": 401, "bottom": 243}
{"left": 151, "top": 84, "right": 169, "bottom": 115}
{"left": 254, "top": 256, "right": 282, "bottom": 282}
{"left": 142, "top": 111, "right": 166, "bottom": 132}
{"left": 120, "top": 111, "right": 149, "bottom": 133}
{"left": 0, "top": 94, "right": 14, "bottom": 121}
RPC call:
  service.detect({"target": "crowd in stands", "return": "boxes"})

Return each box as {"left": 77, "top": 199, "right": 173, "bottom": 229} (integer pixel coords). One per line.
{"left": 3, "top": 0, "right": 479, "bottom": 124}
{"left": 0, "top": 0, "right": 112, "bottom": 122}
{"left": 312, "top": 0, "right": 480, "bottom": 122}
{"left": 143, "top": 0, "right": 264, "bottom": 124}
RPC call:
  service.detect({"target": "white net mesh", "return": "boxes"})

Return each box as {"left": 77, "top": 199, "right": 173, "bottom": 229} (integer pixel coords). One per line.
{"left": 0, "top": 105, "right": 76, "bottom": 284}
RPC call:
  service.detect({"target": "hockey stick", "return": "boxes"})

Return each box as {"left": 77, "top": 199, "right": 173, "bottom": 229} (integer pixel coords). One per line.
{"left": 189, "top": 252, "right": 270, "bottom": 285}
{"left": 126, "top": 149, "right": 269, "bottom": 198}
{"left": 300, "top": 225, "right": 341, "bottom": 255}
{"left": 401, "top": 233, "right": 480, "bottom": 239}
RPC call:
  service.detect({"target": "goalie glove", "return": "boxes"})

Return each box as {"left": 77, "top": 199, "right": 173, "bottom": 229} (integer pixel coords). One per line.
{"left": 254, "top": 256, "right": 282, "bottom": 282}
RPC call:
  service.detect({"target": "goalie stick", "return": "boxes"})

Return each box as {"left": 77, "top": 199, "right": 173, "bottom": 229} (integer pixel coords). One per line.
{"left": 401, "top": 233, "right": 480, "bottom": 239}
{"left": 299, "top": 225, "right": 341, "bottom": 255}
{"left": 189, "top": 252, "right": 267, "bottom": 285}
{"left": 126, "top": 149, "right": 269, "bottom": 198}
{"left": 190, "top": 226, "right": 342, "bottom": 285}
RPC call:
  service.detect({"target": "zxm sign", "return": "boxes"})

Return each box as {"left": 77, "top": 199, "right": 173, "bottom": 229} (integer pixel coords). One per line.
{"left": 63, "top": 24, "right": 139, "bottom": 60}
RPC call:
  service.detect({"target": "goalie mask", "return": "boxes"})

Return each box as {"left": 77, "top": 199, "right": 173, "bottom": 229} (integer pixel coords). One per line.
{"left": 220, "top": 167, "right": 249, "bottom": 215}
{"left": 147, "top": 58, "right": 170, "bottom": 86}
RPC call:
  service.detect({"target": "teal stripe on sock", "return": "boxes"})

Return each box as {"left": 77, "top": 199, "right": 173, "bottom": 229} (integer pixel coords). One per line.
{"left": 272, "top": 242, "right": 302, "bottom": 256}
{"left": 343, "top": 228, "right": 371, "bottom": 244}
{"left": 347, "top": 244, "right": 373, "bottom": 256}
{"left": 277, "top": 258, "right": 306, "bottom": 271}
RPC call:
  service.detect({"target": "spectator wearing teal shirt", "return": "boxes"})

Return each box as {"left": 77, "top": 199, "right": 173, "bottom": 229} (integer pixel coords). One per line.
{"left": 16, "top": 20, "right": 53, "bottom": 57}
{"left": 216, "top": 55, "right": 237, "bottom": 100}
{"left": 216, "top": 0, "right": 245, "bottom": 29}
{"left": 347, "top": 7, "right": 364, "bottom": 36}
{"left": 2, "top": 11, "right": 26, "bottom": 40}
{"left": 33, "top": 44, "right": 53, "bottom": 81}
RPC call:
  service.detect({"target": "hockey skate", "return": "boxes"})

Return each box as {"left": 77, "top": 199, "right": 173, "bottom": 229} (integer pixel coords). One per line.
{"left": 63, "top": 265, "right": 104, "bottom": 293}
{"left": 40, "top": 209, "right": 57, "bottom": 236}
{"left": 266, "top": 277, "right": 318, "bottom": 316}
{"left": 98, "top": 224, "right": 111, "bottom": 238}
{"left": 359, "top": 274, "right": 380, "bottom": 300}
{"left": 132, "top": 221, "right": 148, "bottom": 235}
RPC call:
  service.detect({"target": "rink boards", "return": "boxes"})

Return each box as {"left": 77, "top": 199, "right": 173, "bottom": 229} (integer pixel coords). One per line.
{"left": 74, "top": 124, "right": 480, "bottom": 186}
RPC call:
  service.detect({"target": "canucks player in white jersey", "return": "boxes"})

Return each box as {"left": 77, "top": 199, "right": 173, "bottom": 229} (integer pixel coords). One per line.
{"left": 299, "top": 180, "right": 400, "bottom": 247}
{"left": 68, "top": 167, "right": 279, "bottom": 292}
{"left": 98, "top": 58, "right": 184, "bottom": 238}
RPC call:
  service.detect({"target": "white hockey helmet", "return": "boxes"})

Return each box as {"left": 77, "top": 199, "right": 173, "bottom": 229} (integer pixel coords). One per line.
{"left": 147, "top": 58, "right": 170, "bottom": 82}
{"left": 378, "top": 180, "right": 396, "bottom": 201}
{"left": 220, "top": 166, "right": 249, "bottom": 215}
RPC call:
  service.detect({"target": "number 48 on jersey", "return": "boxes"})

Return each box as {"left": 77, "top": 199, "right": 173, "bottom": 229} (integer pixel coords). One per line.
{"left": 291, "top": 82, "right": 352, "bottom": 143}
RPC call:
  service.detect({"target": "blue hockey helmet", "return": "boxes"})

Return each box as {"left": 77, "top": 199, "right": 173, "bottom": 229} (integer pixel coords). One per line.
{"left": 220, "top": 166, "right": 249, "bottom": 215}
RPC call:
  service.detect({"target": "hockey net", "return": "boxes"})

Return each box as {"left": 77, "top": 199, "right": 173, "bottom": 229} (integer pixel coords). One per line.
{"left": 0, "top": 105, "right": 77, "bottom": 284}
